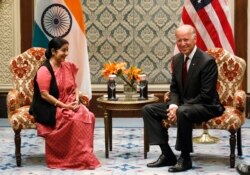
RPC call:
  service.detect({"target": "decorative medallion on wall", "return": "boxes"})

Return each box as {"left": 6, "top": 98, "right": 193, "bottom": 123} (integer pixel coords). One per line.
{"left": 82, "top": 0, "right": 184, "bottom": 84}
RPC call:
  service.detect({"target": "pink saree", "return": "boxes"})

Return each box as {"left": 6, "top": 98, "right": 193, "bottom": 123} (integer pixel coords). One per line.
{"left": 36, "top": 61, "right": 101, "bottom": 170}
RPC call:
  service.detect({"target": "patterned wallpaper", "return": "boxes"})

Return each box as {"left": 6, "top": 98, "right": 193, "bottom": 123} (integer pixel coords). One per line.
{"left": 82, "top": 0, "right": 184, "bottom": 85}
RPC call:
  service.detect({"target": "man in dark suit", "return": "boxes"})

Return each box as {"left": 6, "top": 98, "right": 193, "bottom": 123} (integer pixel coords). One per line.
{"left": 142, "top": 24, "right": 224, "bottom": 172}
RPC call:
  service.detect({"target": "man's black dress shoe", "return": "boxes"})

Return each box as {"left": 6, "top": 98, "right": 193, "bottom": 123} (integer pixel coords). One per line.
{"left": 168, "top": 157, "right": 192, "bottom": 172}
{"left": 147, "top": 154, "right": 177, "bottom": 168}
{"left": 236, "top": 164, "right": 250, "bottom": 175}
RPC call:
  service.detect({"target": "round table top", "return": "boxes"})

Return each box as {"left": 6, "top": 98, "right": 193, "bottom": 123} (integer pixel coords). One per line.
{"left": 96, "top": 94, "right": 159, "bottom": 105}
{"left": 97, "top": 94, "right": 159, "bottom": 111}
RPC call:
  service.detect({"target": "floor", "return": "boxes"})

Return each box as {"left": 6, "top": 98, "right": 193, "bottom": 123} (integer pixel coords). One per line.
{"left": 1, "top": 119, "right": 249, "bottom": 175}
{"left": 0, "top": 118, "right": 145, "bottom": 128}
{"left": 2, "top": 117, "right": 250, "bottom": 128}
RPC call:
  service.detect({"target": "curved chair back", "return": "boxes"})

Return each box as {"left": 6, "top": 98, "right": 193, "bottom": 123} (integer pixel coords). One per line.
{"left": 207, "top": 48, "right": 246, "bottom": 106}
{"left": 9, "top": 47, "right": 46, "bottom": 107}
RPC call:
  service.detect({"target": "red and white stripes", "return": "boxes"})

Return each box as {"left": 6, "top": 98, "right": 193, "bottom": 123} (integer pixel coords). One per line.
{"left": 180, "top": 0, "right": 235, "bottom": 54}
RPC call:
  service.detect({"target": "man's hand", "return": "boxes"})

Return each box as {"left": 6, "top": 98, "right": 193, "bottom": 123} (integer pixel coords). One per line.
{"left": 167, "top": 107, "right": 177, "bottom": 123}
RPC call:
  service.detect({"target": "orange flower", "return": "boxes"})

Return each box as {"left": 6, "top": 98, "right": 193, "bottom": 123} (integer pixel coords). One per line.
{"left": 102, "top": 61, "right": 142, "bottom": 89}
{"left": 124, "top": 66, "right": 142, "bottom": 83}
{"left": 102, "top": 61, "right": 127, "bottom": 78}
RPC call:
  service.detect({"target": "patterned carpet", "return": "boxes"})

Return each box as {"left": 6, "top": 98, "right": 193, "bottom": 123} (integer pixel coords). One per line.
{"left": 1, "top": 119, "right": 249, "bottom": 175}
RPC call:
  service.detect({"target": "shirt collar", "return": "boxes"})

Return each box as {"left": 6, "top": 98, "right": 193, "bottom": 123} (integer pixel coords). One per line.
{"left": 185, "top": 46, "right": 197, "bottom": 60}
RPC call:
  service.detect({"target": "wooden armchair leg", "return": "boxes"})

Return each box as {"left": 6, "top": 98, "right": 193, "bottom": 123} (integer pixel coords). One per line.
{"left": 14, "top": 129, "right": 21, "bottom": 167}
{"left": 229, "top": 132, "right": 236, "bottom": 168}
{"left": 237, "top": 127, "right": 242, "bottom": 156}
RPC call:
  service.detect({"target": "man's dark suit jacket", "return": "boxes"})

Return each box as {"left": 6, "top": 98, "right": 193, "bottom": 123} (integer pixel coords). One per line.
{"left": 168, "top": 48, "right": 224, "bottom": 120}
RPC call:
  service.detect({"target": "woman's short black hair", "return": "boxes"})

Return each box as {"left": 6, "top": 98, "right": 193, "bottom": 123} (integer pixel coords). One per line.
{"left": 45, "top": 37, "right": 69, "bottom": 59}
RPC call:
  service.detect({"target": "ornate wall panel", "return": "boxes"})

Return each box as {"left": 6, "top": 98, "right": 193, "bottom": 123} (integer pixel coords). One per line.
{"left": 82, "top": 0, "right": 184, "bottom": 85}
{"left": 0, "top": 1, "right": 20, "bottom": 92}
{"left": 0, "top": 0, "right": 15, "bottom": 87}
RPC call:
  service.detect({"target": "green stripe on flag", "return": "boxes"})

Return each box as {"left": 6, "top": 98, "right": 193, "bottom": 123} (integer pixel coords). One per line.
{"left": 32, "top": 22, "right": 49, "bottom": 48}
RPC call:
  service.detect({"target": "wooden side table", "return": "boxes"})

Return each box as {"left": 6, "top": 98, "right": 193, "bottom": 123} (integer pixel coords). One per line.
{"left": 97, "top": 95, "right": 159, "bottom": 158}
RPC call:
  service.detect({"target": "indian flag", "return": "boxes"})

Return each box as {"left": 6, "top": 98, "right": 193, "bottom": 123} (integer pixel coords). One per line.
{"left": 32, "top": 0, "right": 92, "bottom": 99}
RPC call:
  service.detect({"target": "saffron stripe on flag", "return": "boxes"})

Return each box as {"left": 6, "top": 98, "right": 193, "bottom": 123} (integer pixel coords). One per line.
{"left": 64, "top": 0, "right": 86, "bottom": 33}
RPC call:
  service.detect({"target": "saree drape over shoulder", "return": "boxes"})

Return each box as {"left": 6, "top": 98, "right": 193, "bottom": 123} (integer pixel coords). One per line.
{"left": 36, "top": 61, "right": 101, "bottom": 170}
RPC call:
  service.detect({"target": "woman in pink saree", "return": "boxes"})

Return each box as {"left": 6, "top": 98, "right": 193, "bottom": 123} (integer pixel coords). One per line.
{"left": 29, "top": 37, "right": 101, "bottom": 170}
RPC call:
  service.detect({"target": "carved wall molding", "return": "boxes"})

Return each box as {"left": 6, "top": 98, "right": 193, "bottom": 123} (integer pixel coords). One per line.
{"left": 0, "top": 0, "right": 20, "bottom": 92}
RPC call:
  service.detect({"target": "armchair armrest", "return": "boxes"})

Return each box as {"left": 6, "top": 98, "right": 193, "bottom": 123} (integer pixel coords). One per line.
{"left": 6, "top": 89, "right": 21, "bottom": 118}
{"left": 164, "top": 91, "right": 170, "bottom": 102}
{"left": 233, "top": 90, "right": 246, "bottom": 112}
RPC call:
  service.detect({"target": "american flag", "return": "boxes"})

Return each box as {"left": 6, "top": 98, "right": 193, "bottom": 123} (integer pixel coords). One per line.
{"left": 179, "top": 0, "right": 235, "bottom": 54}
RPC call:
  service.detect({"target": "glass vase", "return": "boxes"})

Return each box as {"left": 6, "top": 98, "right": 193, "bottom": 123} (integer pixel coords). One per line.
{"left": 123, "top": 83, "right": 137, "bottom": 99}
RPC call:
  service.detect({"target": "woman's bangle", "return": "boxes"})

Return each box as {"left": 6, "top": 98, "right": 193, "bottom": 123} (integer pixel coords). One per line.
{"left": 54, "top": 100, "right": 58, "bottom": 107}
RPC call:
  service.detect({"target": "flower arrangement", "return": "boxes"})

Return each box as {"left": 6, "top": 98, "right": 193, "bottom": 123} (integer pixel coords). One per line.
{"left": 102, "top": 61, "right": 142, "bottom": 91}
